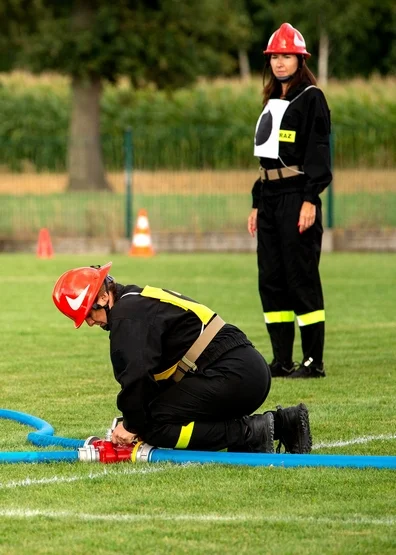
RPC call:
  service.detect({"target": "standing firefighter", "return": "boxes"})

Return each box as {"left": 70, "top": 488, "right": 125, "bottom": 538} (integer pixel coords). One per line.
{"left": 53, "top": 262, "right": 312, "bottom": 454}
{"left": 247, "top": 22, "right": 332, "bottom": 379}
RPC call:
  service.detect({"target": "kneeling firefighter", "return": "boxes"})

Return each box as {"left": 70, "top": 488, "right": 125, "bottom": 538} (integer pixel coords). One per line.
{"left": 52, "top": 262, "right": 312, "bottom": 454}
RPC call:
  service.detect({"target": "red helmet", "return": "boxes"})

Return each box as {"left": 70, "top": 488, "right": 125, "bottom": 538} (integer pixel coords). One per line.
{"left": 264, "top": 23, "right": 311, "bottom": 58}
{"left": 52, "top": 262, "right": 112, "bottom": 329}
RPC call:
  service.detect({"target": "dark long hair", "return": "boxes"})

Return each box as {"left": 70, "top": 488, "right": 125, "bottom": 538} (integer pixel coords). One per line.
{"left": 96, "top": 278, "right": 117, "bottom": 300}
{"left": 262, "top": 56, "right": 317, "bottom": 106}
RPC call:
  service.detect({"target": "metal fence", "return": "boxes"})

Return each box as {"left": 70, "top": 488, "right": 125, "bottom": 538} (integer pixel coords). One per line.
{"left": 0, "top": 126, "right": 395, "bottom": 240}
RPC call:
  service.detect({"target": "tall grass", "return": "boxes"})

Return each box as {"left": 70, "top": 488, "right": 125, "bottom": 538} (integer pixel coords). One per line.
{"left": 0, "top": 73, "right": 395, "bottom": 171}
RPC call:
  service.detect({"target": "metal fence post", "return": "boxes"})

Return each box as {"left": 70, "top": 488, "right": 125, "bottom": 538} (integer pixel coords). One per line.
{"left": 327, "top": 131, "right": 334, "bottom": 229}
{"left": 124, "top": 127, "right": 133, "bottom": 239}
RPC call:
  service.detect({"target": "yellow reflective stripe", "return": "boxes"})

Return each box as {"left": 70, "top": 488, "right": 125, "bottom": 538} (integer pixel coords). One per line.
{"left": 297, "top": 310, "right": 325, "bottom": 327}
{"left": 141, "top": 285, "right": 214, "bottom": 324}
{"left": 279, "top": 130, "right": 296, "bottom": 142}
{"left": 264, "top": 311, "right": 294, "bottom": 324}
{"left": 175, "top": 422, "right": 195, "bottom": 449}
{"left": 154, "top": 363, "right": 178, "bottom": 382}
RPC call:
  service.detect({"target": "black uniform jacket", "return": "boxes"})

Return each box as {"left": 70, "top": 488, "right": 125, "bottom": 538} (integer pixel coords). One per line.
{"left": 107, "top": 284, "right": 252, "bottom": 435}
{"left": 252, "top": 81, "right": 332, "bottom": 208}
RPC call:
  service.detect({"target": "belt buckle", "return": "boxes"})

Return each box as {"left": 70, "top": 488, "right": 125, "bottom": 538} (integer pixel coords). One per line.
{"left": 180, "top": 356, "right": 198, "bottom": 373}
{"left": 259, "top": 166, "right": 268, "bottom": 182}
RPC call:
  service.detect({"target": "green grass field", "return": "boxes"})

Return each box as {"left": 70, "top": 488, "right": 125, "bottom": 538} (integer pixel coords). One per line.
{"left": 1, "top": 253, "right": 396, "bottom": 554}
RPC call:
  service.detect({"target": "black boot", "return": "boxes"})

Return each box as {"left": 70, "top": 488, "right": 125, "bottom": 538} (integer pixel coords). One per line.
{"left": 269, "top": 360, "right": 298, "bottom": 378}
{"left": 290, "top": 358, "right": 326, "bottom": 379}
{"left": 242, "top": 413, "right": 274, "bottom": 453}
{"left": 272, "top": 403, "right": 312, "bottom": 454}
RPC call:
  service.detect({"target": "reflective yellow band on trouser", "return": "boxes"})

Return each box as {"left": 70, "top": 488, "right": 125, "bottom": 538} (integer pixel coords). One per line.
{"left": 175, "top": 422, "right": 195, "bottom": 449}
{"left": 264, "top": 311, "right": 294, "bottom": 324}
{"left": 296, "top": 310, "right": 325, "bottom": 327}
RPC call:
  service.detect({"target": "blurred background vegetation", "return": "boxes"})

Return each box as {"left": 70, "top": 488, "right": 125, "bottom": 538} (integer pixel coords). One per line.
{"left": 0, "top": 0, "right": 394, "bottom": 240}
{"left": 0, "top": 74, "right": 395, "bottom": 170}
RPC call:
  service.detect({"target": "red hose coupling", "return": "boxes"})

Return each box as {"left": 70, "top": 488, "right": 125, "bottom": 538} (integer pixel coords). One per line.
{"left": 91, "top": 439, "right": 134, "bottom": 464}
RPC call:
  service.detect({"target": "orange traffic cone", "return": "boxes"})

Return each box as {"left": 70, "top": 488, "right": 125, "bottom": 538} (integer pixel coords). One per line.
{"left": 36, "top": 228, "right": 54, "bottom": 258}
{"left": 129, "top": 209, "right": 155, "bottom": 257}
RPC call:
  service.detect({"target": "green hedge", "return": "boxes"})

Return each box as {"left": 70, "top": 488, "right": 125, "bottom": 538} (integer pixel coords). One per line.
{"left": 0, "top": 78, "right": 395, "bottom": 170}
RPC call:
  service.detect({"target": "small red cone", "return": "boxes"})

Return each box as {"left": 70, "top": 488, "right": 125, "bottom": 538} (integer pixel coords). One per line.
{"left": 36, "top": 228, "right": 54, "bottom": 258}
{"left": 129, "top": 209, "right": 155, "bottom": 257}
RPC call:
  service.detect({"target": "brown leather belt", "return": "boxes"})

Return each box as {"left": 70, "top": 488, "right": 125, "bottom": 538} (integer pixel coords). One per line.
{"left": 172, "top": 315, "right": 226, "bottom": 382}
{"left": 259, "top": 165, "right": 303, "bottom": 181}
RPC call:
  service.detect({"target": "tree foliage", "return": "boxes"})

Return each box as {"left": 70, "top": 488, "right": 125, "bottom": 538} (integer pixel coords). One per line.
{"left": 7, "top": 0, "right": 253, "bottom": 88}
{"left": 0, "top": 0, "right": 254, "bottom": 191}
{"left": 2, "top": 0, "right": 395, "bottom": 83}
{"left": 0, "top": 0, "right": 394, "bottom": 192}
{"left": 246, "top": 0, "right": 396, "bottom": 78}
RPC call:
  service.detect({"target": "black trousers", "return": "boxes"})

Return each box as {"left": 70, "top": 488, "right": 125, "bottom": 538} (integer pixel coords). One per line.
{"left": 144, "top": 345, "right": 271, "bottom": 451}
{"left": 257, "top": 192, "right": 325, "bottom": 366}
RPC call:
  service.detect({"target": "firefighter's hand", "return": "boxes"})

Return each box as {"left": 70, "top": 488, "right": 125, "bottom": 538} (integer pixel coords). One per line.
{"left": 111, "top": 422, "right": 138, "bottom": 445}
{"left": 298, "top": 201, "right": 316, "bottom": 233}
{"left": 248, "top": 208, "right": 258, "bottom": 237}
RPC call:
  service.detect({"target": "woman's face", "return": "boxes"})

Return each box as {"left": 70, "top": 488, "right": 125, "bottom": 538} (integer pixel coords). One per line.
{"left": 85, "top": 291, "right": 111, "bottom": 327}
{"left": 85, "top": 306, "right": 107, "bottom": 327}
{"left": 270, "top": 54, "right": 298, "bottom": 79}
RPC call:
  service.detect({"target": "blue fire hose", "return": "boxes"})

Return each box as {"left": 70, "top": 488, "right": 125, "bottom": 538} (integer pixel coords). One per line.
{"left": 1, "top": 408, "right": 396, "bottom": 469}
{"left": 0, "top": 409, "right": 82, "bottom": 464}
{"left": 0, "top": 450, "right": 79, "bottom": 464}
{"left": 147, "top": 448, "right": 396, "bottom": 469}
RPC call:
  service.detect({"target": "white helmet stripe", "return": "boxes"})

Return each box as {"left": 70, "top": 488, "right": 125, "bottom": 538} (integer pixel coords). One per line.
{"left": 65, "top": 285, "right": 90, "bottom": 311}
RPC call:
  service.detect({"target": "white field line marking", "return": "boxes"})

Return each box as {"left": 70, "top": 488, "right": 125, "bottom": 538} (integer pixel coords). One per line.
{"left": 313, "top": 433, "right": 396, "bottom": 450}
{"left": 0, "top": 509, "right": 395, "bottom": 527}
{"left": 0, "top": 465, "right": 168, "bottom": 489}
